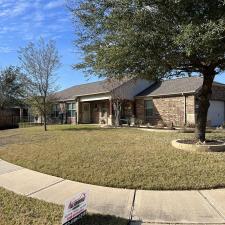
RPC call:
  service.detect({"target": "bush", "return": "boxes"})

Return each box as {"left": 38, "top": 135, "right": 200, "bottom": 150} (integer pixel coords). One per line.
{"left": 156, "top": 120, "right": 167, "bottom": 128}
{"left": 135, "top": 119, "right": 143, "bottom": 127}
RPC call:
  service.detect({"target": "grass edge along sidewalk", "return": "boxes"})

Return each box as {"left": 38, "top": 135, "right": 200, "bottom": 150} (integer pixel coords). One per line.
{"left": 0, "top": 187, "right": 128, "bottom": 225}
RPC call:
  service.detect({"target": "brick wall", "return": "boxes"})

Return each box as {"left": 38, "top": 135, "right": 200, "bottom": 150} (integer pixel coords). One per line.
{"left": 186, "top": 95, "right": 195, "bottom": 125}
{"left": 135, "top": 99, "right": 145, "bottom": 122}
{"left": 67, "top": 117, "right": 76, "bottom": 124}
{"left": 135, "top": 95, "right": 195, "bottom": 127}
{"left": 122, "top": 100, "right": 134, "bottom": 118}
{"left": 152, "top": 96, "right": 185, "bottom": 126}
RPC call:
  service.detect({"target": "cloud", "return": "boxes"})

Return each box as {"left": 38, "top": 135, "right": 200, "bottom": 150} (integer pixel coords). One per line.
{"left": 0, "top": 0, "right": 30, "bottom": 18}
{"left": 44, "top": 0, "right": 65, "bottom": 10}
{"left": 0, "top": 0, "right": 72, "bottom": 54}
{"left": 0, "top": 46, "right": 15, "bottom": 53}
{"left": 0, "top": 26, "right": 17, "bottom": 34}
{"left": 13, "top": 1, "right": 30, "bottom": 15}
{"left": 32, "top": 11, "right": 45, "bottom": 27}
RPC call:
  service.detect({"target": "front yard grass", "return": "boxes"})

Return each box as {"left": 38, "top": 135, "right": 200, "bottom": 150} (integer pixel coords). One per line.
{"left": 0, "top": 125, "right": 225, "bottom": 190}
{"left": 0, "top": 187, "right": 127, "bottom": 225}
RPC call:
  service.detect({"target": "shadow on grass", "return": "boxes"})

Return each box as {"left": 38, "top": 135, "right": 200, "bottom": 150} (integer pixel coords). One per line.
{"left": 58, "top": 125, "right": 115, "bottom": 132}
{"left": 60, "top": 127, "right": 102, "bottom": 132}
{"left": 75, "top": 214, "right": 128, "bottom": 225}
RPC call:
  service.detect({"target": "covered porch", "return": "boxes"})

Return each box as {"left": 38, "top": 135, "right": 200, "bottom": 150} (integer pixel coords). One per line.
{"left": 78, "top": 100, "right": 113, "bottom": 125}
{"left": 77, "top": 99, "right": 135, "bottom": 125}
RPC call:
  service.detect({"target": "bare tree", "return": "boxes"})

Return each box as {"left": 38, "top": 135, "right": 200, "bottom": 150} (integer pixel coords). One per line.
{"left": 105, "top": 78, "right": 135, "bottom": 127}
{"left": 113, "top": 98, "right": 122, "bottom": 127}
{"left": 19, "top": 38, "right": 60, "bottom": 131}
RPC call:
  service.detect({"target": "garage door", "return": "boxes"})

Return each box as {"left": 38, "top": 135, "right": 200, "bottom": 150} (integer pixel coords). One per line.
{"left": 207, "top": 100, "right": 225, "bottom": 126}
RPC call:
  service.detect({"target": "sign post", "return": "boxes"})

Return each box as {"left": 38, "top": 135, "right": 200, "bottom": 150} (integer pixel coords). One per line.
{"left": 62, "top": 191, "right": 88, "bottom": 225}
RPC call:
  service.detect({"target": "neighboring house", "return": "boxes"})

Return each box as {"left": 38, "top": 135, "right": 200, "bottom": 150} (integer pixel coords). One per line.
{"left": 51, "top": 78, "right": 152, "bottom": 125}
{"left": 50, "top": 76, "right": 225, "bottom": 127}
{"left": 136, "top": 76, "right": 225, "bottom": 127}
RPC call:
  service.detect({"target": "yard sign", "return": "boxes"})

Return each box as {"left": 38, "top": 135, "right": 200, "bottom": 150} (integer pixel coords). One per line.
{"left": 62, "top": 191, "right": 88, "bottom": 225}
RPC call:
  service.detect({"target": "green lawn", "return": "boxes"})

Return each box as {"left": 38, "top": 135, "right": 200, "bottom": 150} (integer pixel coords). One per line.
{"left": 0, "top": 125, "right": 225, "bottom": 190}
{"left": 0, "top": 187, "right": 127, "bottom": 225}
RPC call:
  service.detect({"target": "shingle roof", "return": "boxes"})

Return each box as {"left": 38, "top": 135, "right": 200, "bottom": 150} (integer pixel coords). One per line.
{"left": 55, "top": 79, "right": 127, "bottom": 101}
{"left": 137, "top": 76, "right": 203, "bottom": 97}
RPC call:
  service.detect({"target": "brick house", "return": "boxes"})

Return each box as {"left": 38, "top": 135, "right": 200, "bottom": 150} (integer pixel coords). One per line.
{"left": 51, "top": 78, "right": 151, "bottom": 125}
{"left": 135, "top": 76, "right": 225, "bottom": 127}
{"left": 51, "top": 76, "right": 225, "bottom": 127}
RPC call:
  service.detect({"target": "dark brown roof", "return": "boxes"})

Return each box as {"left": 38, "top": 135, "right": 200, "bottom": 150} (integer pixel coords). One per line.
{"left": 137, "top": 76, "right": 203, "bottom": 97}
{"left": 55, "top": 79, "right": 127, "bottom": 101}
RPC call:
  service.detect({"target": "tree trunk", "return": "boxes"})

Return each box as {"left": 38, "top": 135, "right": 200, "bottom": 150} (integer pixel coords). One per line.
{"left": 43, "top": 97, "right": 47, "bottom": 131}
{"left": 115, "top": 108, "right": 120, "bottom": 127}
{"left": 40, "top": 113, "right": 43, "bottom": 125}
{"left": 195, "top": 71, "right": 215, "bottom": 142}
{"left": 44, "top": 112, "right": 47, "bottom": 131}
{"left": 113, "top": 100, "right": 121, "bottom": 127}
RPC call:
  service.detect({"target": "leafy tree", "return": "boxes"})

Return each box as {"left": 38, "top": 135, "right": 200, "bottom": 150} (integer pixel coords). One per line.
{"left": 19, "top": 38, "right": 60, "bottom": 131}
{"left": 71, "top": 0, "right": 225, "bottom": 141}
{"left": 0, "top": 66, "right": 26, "bottom": 109}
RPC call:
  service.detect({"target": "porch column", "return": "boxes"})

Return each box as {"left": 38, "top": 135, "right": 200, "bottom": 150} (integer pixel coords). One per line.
{"left": 76, "top": 100, "right": 80, "bottom": 124}
{"left": 108, "top": 99, "right": 113, "bottom": 125}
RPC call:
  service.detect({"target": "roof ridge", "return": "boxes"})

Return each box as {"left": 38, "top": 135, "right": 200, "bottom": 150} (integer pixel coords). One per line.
{"left": 55, "top": 78, "right": 128, "bottom": 100}
{"left": 58, "top": 77, "right": 131, "bottom": 93}
{"left": 58, "top": 79, "right": 106, "bottom": 92}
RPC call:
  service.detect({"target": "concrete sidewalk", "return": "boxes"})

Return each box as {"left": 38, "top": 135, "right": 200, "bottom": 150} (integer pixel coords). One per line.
{"left": 0, "top": 159, "right": 224, "bottom": 224}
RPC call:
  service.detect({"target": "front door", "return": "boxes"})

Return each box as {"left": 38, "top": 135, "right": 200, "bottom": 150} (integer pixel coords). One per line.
{"left": 82, "top": 103, "right": 91, "bottom": 123}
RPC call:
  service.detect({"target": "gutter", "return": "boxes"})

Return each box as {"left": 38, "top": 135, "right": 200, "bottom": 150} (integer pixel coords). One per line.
{"left": 55, "top": 91, "right": 111, "bottom": 102}
{"left": 135, "top": 91, "right": 196, "bottom": 99}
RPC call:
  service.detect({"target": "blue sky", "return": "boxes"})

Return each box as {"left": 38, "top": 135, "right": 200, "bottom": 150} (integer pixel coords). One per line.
{"left": 0, "top": 0, "right": 224, "bottom": 90}
{"left": 0, "top": 0, "right": 100, "bottom": 90}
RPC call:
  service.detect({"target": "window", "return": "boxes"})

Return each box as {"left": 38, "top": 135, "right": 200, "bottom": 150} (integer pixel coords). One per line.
{"left": 67, "top": 103, "right": 76, "bottom": 117}
{"left": 145, "top": 100, "right": 153, "bottom": 121}
{"left": 52, "top": 104, "right": 59, "bottom": 118}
